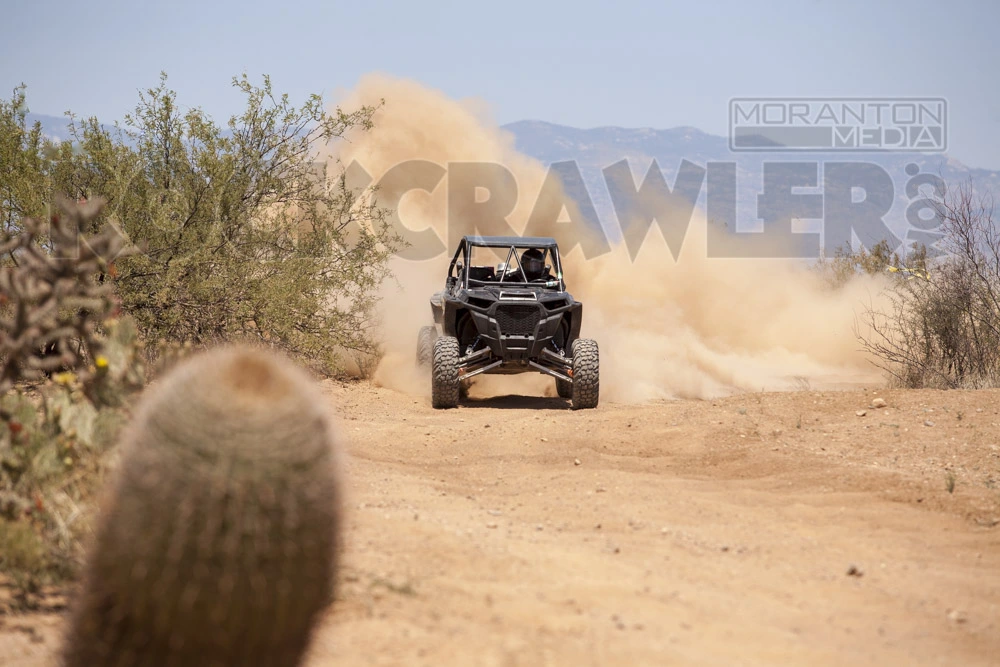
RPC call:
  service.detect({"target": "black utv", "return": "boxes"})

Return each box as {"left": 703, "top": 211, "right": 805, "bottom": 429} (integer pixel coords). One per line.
{"left": 417, "top": 235, "right": 599, "bottom": 409}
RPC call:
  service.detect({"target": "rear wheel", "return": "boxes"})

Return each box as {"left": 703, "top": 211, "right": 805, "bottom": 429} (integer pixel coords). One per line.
{"left": 570, "top": 338, "right": 599, "bottom": 410}
{"left": 556, "top": 378, "right": 572, "bottom": 399}
{"left": 431, "top": 336, "right": 461, "bottom": 409}
{"left": 416, "top": 326, "right": 436, "bottom": 366}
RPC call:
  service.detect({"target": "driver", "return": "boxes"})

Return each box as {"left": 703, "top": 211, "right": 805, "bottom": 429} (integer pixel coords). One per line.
{"left": 505, "top": 248, "right": 553, "bottom": 282}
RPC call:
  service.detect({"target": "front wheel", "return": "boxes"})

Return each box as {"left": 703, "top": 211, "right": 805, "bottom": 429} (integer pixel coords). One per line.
{"left": 570, "top": 338, "right": 599, "bottom": 410}
{"left": 416, "top": 326, "right": 436, "bottom": 366}
{"left": 431, "top": 336, "right": 461, "bottom": 409}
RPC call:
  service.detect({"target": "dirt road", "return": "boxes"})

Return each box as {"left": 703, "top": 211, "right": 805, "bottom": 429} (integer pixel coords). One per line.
{"left": 3, "top": 382, "right": 999, "bottom": 666}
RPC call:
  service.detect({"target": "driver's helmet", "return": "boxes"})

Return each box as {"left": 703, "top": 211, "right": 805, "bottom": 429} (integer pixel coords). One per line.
{"left": 520, "top": 248, "right": 545, "bottom": 281}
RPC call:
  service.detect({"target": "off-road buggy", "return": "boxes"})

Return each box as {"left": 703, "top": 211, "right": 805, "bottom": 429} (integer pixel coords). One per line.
{"left": 417, "top": 235, "right": 599, "bottom": 410}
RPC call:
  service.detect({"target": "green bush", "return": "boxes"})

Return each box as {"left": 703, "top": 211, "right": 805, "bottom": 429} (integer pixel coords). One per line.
{"left": 51, "top": 74, "right": 400, "bottom": 373}
{"left": 2, "top": 75, "right": 401, "bottom": 375}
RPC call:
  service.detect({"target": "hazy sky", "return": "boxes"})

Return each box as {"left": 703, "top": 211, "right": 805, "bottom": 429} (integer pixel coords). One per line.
{"left": 4, "top": 0, "right": 999, "bottom": 169}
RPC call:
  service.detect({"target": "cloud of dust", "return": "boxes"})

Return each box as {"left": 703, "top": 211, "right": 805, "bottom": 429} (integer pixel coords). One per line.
{"left": 328, "top": 74, "right": 885, "bottom": 402}
{"left": 567, "top": 227, "right": 885, "bottom": 401}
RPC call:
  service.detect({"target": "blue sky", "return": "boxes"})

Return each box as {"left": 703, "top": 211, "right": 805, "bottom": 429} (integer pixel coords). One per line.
{"left": 4, "top": 0, "right": 999, "bottom": 169}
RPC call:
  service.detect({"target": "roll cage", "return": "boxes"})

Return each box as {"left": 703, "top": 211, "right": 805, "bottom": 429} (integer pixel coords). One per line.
{"left": 446, "top": 235, "right": 565, "bottom": 291}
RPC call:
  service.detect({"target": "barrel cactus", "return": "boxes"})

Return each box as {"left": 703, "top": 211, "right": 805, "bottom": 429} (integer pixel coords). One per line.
{"left": 61, "top": 346, "right": 343, "bottom": 667}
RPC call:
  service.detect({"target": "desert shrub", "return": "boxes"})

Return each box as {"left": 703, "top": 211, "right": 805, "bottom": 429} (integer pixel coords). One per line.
{"left": 2, "top": 76, "right": 401, "bottom": 374}
{"left": 49, "top": 74, "right": 400, "bottom": 374}
{"left": 857, "top": 182, "right": 1000, "bottom": 388}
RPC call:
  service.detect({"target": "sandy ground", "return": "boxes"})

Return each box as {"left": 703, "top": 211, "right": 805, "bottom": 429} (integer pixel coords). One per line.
{"left": 2, "top": 380, "right": 999, "bottom": 666}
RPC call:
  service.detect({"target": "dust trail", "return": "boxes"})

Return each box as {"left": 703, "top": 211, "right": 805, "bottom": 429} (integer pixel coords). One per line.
{"left": 567, "top": 229, "right": 884, "bottom": 401}
{"left": 328, "top": 74, "right": 884, "bottom": 402}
